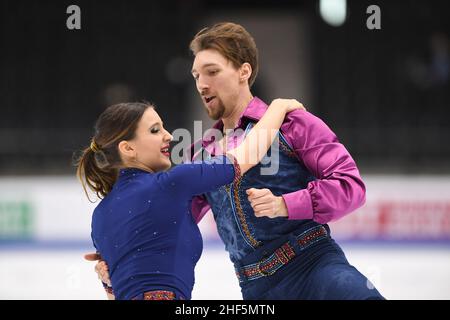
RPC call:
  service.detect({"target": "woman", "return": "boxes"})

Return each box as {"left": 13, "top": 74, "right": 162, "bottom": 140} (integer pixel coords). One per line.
{"left": 76, "top": 99, "right": 303, "bottom": 300}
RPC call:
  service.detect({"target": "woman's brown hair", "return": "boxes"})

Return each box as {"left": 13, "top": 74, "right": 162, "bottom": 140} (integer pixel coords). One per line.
{"left": 75, "top": 102, "right": 153, "bottom": 201}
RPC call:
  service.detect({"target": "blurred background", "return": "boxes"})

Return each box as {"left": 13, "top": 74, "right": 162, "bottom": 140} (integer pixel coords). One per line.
{"left": 0, "top": 0, "right": 449, "bottom": 299}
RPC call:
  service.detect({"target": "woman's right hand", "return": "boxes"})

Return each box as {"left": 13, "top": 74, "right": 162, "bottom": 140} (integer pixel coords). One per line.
{"left": 269, "top": 98, "right": 306, "bottom": 113}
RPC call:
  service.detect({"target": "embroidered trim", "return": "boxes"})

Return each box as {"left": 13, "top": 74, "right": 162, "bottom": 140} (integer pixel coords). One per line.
{"left": 225, "top": 153, "right": 242, "bottom": 184}
{"left": 235, "top": 225, "right": 328, "bottom": 283}
{"left": 132, "top": 290, "right": 178, "bottom": 300}
{"left": 232, "top": 177, "right": 261, "bottom": 248}
{"left": 279, "top": 137, "right": 297, "bottom": 158}
{"left": 228, "top": 123, "right": 261, "bottom": 248}
{"left": 224, "top": 152, "right": 260, "bottom": 248}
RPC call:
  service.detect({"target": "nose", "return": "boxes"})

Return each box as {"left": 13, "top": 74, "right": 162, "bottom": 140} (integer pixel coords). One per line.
{"left": 196, "top": 75, "right": 209, "bottom": 94}
{"left": 164, "top": 129, "right": 173, "bottom": 143}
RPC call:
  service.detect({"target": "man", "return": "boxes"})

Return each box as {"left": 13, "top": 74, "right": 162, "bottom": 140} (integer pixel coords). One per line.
{"left": 89, "top": 22, "right": 384, "bottom": 300}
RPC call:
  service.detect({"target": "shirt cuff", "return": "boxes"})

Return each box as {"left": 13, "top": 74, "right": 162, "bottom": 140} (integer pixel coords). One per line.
{"left": 282, "top": 189, "right": 314, "bottom": 220}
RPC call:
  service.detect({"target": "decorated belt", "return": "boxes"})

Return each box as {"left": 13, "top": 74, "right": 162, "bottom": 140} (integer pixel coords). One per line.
{"left": 234, "top": 225, "right": 329, "bottom": 283}
{"left": 132, "top": 290, "right": 184, "bottom": 300}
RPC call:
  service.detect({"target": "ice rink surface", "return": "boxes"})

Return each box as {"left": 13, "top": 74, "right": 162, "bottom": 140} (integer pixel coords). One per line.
{"left": 1, "top": 243, "right": 449, "bottom": 300}
{"left": 1, "top": 175, "right": 449, "bottom": 299}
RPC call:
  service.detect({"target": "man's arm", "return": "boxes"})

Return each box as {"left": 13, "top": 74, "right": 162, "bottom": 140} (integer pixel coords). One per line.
{"left": 282, "top": 110, "right": 366, "bottom": 223}
{"left": 248, "top": 110, "right": 366, "bottom": 224}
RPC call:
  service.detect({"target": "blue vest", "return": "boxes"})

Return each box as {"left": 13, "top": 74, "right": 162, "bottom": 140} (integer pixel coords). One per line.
{"left": 200, "top": 122, "right": 319, "bottom": 263}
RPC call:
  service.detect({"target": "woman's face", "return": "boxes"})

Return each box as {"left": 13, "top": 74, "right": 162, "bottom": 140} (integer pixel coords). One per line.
{"left": 122, "top": 108, "right": 173, "bottom": 172}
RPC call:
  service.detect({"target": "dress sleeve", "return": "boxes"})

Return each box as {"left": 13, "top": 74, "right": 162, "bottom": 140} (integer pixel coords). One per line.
{"left": 91, "top": 238, "right": 114, "bottom": 294}
{"left": 154, "top": 155, "right": 240, "bottom": 198}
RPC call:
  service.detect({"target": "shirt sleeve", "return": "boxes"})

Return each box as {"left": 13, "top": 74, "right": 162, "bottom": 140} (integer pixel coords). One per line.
{"left": 154, "top": 155, "right": 239, "bottom": 199}
{"left": 191, "top": 195, "right": 212, "bottom": 224}
{"left": 280, "top": 110, "right": 366, "bottom": 224}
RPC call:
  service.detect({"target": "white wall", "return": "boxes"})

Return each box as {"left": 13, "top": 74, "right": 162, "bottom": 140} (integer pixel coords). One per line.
{"left": 1, "top": 175, "right": 450, "bottom": 244}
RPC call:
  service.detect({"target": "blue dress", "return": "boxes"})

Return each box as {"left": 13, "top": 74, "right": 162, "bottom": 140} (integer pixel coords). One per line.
{"left": 91, "top": 155, "right": 235, "bottom": 300}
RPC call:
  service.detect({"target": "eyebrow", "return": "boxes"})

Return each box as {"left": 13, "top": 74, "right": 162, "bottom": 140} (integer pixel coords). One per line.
{"left": 149, "top": 121, "right": 163, "bottom": 128}
{"left": 191, "top": 63, "right": 219, "bottom": 74}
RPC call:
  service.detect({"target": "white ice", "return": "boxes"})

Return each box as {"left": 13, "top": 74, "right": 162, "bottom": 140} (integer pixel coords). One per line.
{"left": 0, "top": 245, "right": 449, "bottom": 300}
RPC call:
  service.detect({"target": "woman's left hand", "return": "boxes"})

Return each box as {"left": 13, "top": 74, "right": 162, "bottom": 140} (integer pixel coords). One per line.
{"left": 246, "top": 188, "right": 289, "bottom": 218}
{"left": 269, "top": 98, "right": 306, "bottom": 113}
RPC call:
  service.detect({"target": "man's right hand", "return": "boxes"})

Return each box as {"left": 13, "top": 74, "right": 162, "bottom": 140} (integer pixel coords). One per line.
{"left": 84, "top": 252, "right": 112, "bottom": 287}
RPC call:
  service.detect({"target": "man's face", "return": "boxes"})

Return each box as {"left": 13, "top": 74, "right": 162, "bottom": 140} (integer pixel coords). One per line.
{"left": 191, "top": 49, "right": 241, "bottom": 120}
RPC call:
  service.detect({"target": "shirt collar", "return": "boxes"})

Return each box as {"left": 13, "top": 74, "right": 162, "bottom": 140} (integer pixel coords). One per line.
{"left": 241, "top": 96, "right": 269, "bottom": 122}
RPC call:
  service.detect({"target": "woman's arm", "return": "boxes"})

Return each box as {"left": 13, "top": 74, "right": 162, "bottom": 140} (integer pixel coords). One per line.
{"left": 227, "top": 99, "right": 304, "bottom": 174}
{"left": 153, "top": 99, "right": 303, "bottom": 198}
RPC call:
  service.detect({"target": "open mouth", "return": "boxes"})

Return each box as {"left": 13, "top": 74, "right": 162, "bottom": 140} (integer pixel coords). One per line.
{"left": 160, "top": 146, "right": 170, "bottom": 157}
{"left": 204, "top": 96, "right": 216, "bottom": 104}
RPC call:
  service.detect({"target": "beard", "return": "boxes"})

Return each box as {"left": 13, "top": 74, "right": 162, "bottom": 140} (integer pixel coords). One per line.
{"left": 204, "top": 98, "right": 226, "bottom": 120}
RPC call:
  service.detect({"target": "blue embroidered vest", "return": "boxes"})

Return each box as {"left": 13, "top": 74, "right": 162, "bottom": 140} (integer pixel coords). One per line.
{"left": 198, "top": 122, "right": 319, "bottom": 263}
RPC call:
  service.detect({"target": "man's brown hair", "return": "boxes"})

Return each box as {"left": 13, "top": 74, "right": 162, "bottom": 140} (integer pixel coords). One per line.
{"left": 190, "top": 22, "right": 259, "bottom": 87}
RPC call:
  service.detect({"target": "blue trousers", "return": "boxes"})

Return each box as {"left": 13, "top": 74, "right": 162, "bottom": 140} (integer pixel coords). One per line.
{"left": 239, "top": 237, "right": 385, "bottom": 300}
